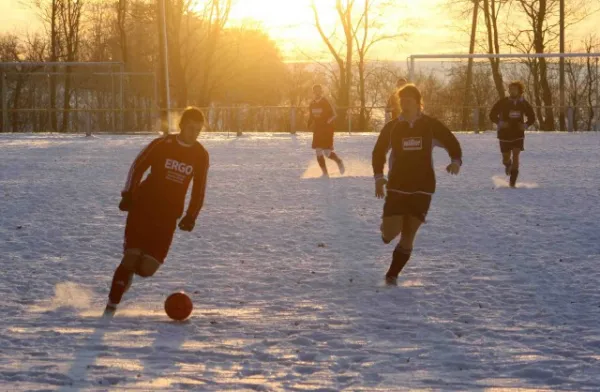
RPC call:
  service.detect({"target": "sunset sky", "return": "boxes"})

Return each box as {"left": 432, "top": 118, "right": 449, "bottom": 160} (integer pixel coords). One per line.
{"left": 1, "top": 0, "right": 597, "bottom": 61}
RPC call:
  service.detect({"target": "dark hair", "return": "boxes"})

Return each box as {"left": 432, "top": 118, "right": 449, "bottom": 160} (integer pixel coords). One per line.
{"left": 508, "top": 81, "right": 525, "bottom": 94}
{"left": 179, "top": 106, "right": 205, "bottom": 126}
{"left": 398, "top": 84, "right": 423, "bottom": 109}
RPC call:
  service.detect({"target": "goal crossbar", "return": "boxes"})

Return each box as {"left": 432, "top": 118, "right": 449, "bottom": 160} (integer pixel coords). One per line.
{"left": 407, "top": 52, "right": 600, "bottom": 80}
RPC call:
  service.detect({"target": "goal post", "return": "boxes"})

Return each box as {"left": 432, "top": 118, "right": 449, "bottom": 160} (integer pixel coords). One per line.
{"left": 406, "top": 52, "right": 600, "bottom": 132}
{"left": 0, "top": 61, "right": 158, "bottom": 134}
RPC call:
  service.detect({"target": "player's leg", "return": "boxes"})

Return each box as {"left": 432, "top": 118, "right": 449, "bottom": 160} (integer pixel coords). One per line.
{"left": 385, "top": 216, "right": 421, "bottom": 282}
{"left": 325, "top": 149, "right": 345, "bottom": 175}
{"left": 315, "top": 148, "right": 328, "bottom": 176}
{"left": 134, "top": 216, "right": 177, "bottom": 277}
{"left": 380, "top": 192, "right": 404, "bottom": 244}
{"left": 500, "top": 141, "right": 512, "bottom": 175}
{"left": 509, "top": 146, "right": 522, "bottom": 187}
{"left": 107, "top": 249, "right": 140, "bottom": 310}
{"left": 106, "top": 208, "right": 147, "bottom": 313}
{"left": 384, "top": 194, "right": 430, "bottom": 283}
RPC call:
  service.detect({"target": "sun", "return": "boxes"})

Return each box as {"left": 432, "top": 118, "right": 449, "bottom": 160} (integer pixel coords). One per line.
{"left": 191, "top": 0, "right": 455, "bottom": 60}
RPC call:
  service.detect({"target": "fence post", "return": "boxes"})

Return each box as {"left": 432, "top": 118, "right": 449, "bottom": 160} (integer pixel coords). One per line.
{"left": 86, "top": 110, "right": 92, "bottom": 137}
{"left": 1, "top": 73, "right": 8, "bottom": 132}
{"left": 348, "top": 109, "right": 352, "bottom": 135}
{"left": 567, "top": 106, "right": 574, "bottom": 132}
{"left": 119, "top": 64, "right": 125, "bottom": 132}
{"left": 111, "top": 72, "right": 116, "bottom": 133}
{"left": 291, "top": 107, "right": 297, "bottom": 134}
{"left": 237, "top": 106, "right": 242, "bottom": 136}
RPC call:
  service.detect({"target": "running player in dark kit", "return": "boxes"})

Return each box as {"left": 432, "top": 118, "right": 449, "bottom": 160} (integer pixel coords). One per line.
{"left": 489, "top": 81, "right": 536, "bottom": 187}
{"left": 372, "top": 84, "right": 463, "bottom": 285}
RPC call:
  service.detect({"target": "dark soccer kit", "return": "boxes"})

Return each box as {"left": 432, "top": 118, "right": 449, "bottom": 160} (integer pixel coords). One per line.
{"left": 308, "top": 97, "right": 337, "bottom": 150}
{"left": 489, "top": 97, "right": 535, "bottom": 152}
{"left": 122, "top": 134, "right": 209, "bottom": 263}
{"left": 372, "top": 114, "right": 463, "bottom": 221}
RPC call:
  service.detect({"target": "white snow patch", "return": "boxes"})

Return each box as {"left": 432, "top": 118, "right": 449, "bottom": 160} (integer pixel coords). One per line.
{"left": 301, "top": 158, "right": 373, "bottom": 179}
{"left": 29, "top": 282, "right": 93, "bottom": 313}
{"left": 2, "top": 131, "right": 600, "bottom": 390}
{"left": 492, "top": 175, "right": 539, "bottom": 189}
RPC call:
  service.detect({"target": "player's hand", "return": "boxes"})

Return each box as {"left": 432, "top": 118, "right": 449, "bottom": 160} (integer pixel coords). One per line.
{"left": 119, "top": 192, "right": 133, "bottom": 212}
{"left": 178, "top": 215, "right": 195, "bottom": 232}
{"left": 446, "top": 161, "right": 461, "bottom": 175}
{"left": 375, "top": 177, "right": 387, "bottom": 199}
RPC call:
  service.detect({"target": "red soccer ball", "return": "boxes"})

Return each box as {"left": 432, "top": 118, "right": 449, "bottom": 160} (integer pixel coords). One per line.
{"left": 164, "top": 292, "right": 193, "bottom": 321}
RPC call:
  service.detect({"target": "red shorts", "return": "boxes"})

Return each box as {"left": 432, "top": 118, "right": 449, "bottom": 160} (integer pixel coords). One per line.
{"left": 123, "top": 206, "right": 177, "bottom": 263}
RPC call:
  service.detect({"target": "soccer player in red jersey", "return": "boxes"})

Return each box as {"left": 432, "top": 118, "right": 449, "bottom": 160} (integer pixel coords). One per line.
{"left": 104, "top": 107, "right": 209, "bottom": 315}
{"left": 385, "top": 78, "right": 408, "bottom": 122}
{"left": 307, "top": 84, "right": 345, "bottom": 177}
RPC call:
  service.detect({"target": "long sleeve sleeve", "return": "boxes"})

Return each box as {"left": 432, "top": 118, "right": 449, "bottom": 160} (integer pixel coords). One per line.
{"left": 325, "top": 98, "right": 337, "bottom": 124}
{"left": 372, "top": 123, "right": 393, "bottom": 179}
{"left": 186, "top": 149, "right": 210, "bottom": 220}
{"left": 432, "top": 119, "right": 463, "bottom": 165}
{"left": 524, "top": 101, "right": 536, "bottom": 127}
{"left": 307, "top": 106, "right": 314, "bottom": 128}
{"left": 489, "top": 100, "right": 502, "bottom": 124}
{"left": 122, "top": 137, "right": 164, "bottom": 194}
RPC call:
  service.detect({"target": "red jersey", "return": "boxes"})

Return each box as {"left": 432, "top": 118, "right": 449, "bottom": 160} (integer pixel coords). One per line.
{"left": 307, "top": 97, "right": 336, "bottom": 131}
{"left": 123, "top": 134, "right": 209, "bottom": 219}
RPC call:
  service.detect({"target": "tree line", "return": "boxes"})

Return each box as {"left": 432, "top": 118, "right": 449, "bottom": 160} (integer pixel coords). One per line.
{"left": 0, "top": 0, "right": 599, "bottom": 133}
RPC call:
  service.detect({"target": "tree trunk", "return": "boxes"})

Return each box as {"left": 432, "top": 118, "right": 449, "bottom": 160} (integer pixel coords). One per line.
{"left": 50, "top": 0, "right": 59, "bottom": 132}
{"left": 462, "top": 0, "right": 479, "bottom": 131}
{"left": 483, "top": 0, "right": 505, "bottom": 99}
{"left": 358, "top": 57, "right": 367, "bottom": 131}
{"left": 157, "top": 0, "right": 169, "bottom": 132}
{"left": 530, "top": 60, "right": 544, "bottom": 124}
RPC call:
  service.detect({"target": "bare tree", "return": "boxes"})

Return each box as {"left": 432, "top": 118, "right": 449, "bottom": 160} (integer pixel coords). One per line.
{"left": 353, "top": 0, "right": 400, "bottom": 131}
{"left": 506, "top": 0, "right": 589, "bottom": 130}
{"left": 116, "top": 0, "right": 128, "bottom": 68}
{"left": 195, "top": 0, "right": 232, "bottom": 106}
{"left": 462, "top": 0, "right": 479, "bottom": 130}
{"left": 311, "top": 0, "right": 355, "bottom": 129}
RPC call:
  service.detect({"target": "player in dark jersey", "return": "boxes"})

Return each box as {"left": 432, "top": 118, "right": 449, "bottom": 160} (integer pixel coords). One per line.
{"left": 307, "top": 84, "right": 345, "bottom": 177}
{"left": 385, "top": 78, "right": 407, "bottom": 122}
{"left": 489, "top": 81, "right": 535, "bottom": 187}
{"left": 104, "top": 107, "right": 210, "bottom": 315}
{"left": 372, "top": 84, "right": 462, "bottom": 285}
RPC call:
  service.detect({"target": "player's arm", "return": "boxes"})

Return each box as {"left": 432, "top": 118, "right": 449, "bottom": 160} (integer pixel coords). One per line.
{"left": 489, "top": 100, "right": 502, "bottom": 124}
{"left": 524, "top": 100, "right": 536, "bottom": 127}
{"left": 307, "top": 106, "right": 314, "bottom": 129}
{"left": 372, "top": 123, "right": 393, "bottom": 198}
{"left": 385, "top": 94, "right": 393, "bottom": 113}
{"left": 325, "top": 98, "right": 337, "bottom": 125}
{"left": 432, "top": 119, "right": 463, "bottom": 175}
{"left": 120, "top": 137, "right": 165, "bottom": 211}
{"left": 179, "top": 149, "right": 210, "bottom": 232}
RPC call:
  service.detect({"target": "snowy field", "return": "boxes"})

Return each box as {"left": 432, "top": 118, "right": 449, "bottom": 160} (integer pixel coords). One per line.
{"left": 2, "top": 131, "right": 600, "bottom": 391}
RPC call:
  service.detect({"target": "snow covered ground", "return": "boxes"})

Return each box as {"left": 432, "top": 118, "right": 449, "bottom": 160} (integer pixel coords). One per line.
{"left": 1, "top": 131, "right": 600, "bottom": 391}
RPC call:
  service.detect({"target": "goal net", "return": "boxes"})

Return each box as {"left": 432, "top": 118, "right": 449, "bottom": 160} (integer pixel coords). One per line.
{"left": 407, "top": 53, "right": 600, "bottom": 132}
{"left": 0, "top": 62, "right": 157, "bottom": 134}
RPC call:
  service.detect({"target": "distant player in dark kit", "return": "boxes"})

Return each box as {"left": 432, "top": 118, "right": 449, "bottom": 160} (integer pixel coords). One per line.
{"left": 489, "top": 81, "right": 535, "bottom": 187}
{"left": 104, "top": 107, "right": 209, "bottom": 315}
{"left": 385, "top": 77, "right": 408, "bottom": 122}
{"left": 372, "top": 84, "right": 463, "bottom": 285}
{"left": 307, "top": 84, "right": 345, "bottom": 177}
